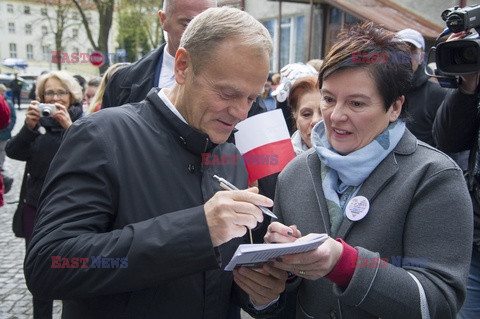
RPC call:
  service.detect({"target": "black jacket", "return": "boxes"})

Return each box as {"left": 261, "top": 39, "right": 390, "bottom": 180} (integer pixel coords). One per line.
{"left": 24, "top": 89, "right": 280, "bottom": 318}
{"left": 405, "top": 64, "right": 448, "bottom": 147}
{"left": 5, "top": 105, "right": 83, "bottom": 208}
{"left": 433, "top": 89, "right": 480, "bottom": 251}
{"left": 102, "top": 44, "right": 166, "bottom": 108}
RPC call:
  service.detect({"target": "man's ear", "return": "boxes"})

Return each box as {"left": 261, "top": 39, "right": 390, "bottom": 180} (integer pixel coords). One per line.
{"left": 158, "top": 10, "right": 167, "bottom": 30}
{"left": 174, "top": 48, "right": 190, "bottom": 84}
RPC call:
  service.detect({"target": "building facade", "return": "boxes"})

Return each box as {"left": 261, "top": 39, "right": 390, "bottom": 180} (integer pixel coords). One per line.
{"left": 0, "top": 0, "right": 118, "bottom": 77}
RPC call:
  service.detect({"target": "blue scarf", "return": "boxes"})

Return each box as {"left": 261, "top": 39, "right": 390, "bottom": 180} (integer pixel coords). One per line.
{"left": 311, "top": 120, "right": 406, "bottom": 236}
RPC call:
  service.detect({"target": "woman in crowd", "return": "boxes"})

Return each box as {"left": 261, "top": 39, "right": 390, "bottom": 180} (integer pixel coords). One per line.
{"left": 6, "top": 70, "right": 83, "bottom": 318}
{"left": 288, "top": 76, "right": 322, "bottom": 155}
{"left": 265, "top": 22, "right": 473, "bottom": 318}
{"left": 87, "top": 62, "right": 130, "bottom": 113}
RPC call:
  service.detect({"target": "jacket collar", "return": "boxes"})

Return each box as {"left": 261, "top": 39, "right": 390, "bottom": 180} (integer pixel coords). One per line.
{"left": 145, "top": 88, "right": 216, "bottom": 155}
{"left": 308, "top": 129, "right": 417, "bottom": 239}
{"left": 119, "top": 43, "right": 166, "bottom": 90}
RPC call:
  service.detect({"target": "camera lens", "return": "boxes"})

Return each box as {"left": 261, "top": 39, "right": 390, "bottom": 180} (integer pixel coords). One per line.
{"left": 454, "top": 44, "right": 478, "bottom": 65}
{"left": 42, "top": 107, "right": 51, "bottom": 117}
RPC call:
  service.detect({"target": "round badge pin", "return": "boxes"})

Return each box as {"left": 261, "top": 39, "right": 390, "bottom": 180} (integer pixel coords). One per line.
{"left": 345, "top": 196, "right": 370, "bottom": 221}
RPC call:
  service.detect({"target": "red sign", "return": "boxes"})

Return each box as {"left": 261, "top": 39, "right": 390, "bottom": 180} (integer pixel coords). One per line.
{"left": 90, "top": 52, "right": 103, "bottom": 66}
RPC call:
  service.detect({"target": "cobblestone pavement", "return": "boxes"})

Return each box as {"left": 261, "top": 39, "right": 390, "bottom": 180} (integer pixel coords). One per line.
{"left": 0, "top": 106, "right": 253, "bottom": 319}
{"left": 0, "top": 107, "right": 62, "bottom": 318}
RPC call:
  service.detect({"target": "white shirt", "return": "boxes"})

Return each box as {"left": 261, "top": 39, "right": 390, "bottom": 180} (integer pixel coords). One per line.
{"left": 158, "top": 88, "right": 187, "bottom": 124}
{"left": 158, "top": 44, "right": 176, "bottom": 89}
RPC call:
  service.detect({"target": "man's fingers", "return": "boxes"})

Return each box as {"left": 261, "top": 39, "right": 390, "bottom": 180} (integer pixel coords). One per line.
{"left": 234, "top": 212, "right": 260, "bottom": 230}
{"left": 227, "top": 189, "right": 273, "bottom": 207}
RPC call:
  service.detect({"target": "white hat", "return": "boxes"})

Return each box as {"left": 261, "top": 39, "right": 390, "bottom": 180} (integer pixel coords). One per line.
{"left": 271, "top": 63, "right": 318, "bottom": 103}
{"left": 396, "top": 28, "right": 425, "bottom": 50}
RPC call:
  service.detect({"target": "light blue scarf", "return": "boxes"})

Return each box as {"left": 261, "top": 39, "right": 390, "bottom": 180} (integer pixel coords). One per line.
{"left": 311, "top": 120, "right": 406, "bottom": 236}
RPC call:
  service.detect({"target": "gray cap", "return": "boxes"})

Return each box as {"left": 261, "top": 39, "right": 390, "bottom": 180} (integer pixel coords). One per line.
{"left": 396, "top": 28, "right": 425, "bottom": 50}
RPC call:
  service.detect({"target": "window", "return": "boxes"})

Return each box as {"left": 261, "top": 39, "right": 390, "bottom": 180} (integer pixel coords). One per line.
{"left": 72, "top": 12, "right": 78, "bottom": 20}
{"left": 42, "top": 46, "right": 50, "bottom": 61}
{"left": 326, "top": 7, "right": 360, "bottom": 51}
{"left": 25, "top": 24, "right": 32, "bottom": 35}
{"left": 73, "top": 47, "right": 79, "bottom": 54}
{"left": 26, "top": 44, "right": 33, "bottom": 59}
{"left": 41, "top": 8, "right": 47, "bottom": 16}
{"left": 7, "top": 4, "right": 13, "bottom": 13}
{"left": 9, "top": 43, "right": 17, "bottom": 58}
{"left": 263, "top": 15, "right": 306, "bottom": 72}
{"left": 72, "top": 29, "right": 78, "bottom": 38}
{"left": 24, "top": 6, "right": 30, "bottom": 14}
{"left": 8, "top": 22, "right": 15, "bottom": 33}
{"left": 42, "top": 26, "right": 48, "bottom": 35}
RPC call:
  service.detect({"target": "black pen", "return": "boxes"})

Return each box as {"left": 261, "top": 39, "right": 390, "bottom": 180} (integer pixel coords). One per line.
{"left": 212, "top": 175, "right": 277, "bottom": 219}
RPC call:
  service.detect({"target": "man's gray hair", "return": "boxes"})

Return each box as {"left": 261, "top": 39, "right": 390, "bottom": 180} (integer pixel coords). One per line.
{"left": 180, "top": 7, "right": 273, "bottom": 74}
{"left": 163, "top": 0, "right": 217, "bottom": 14}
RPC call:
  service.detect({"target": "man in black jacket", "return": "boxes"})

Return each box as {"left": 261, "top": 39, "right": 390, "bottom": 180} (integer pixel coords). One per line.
{"left": 24, "top": 7, "right": 286, "bottom": 318}
{"left": 433, "top": 28, "right": 480, "bottom": 318}
{"left": 102, "top": 0, "right": 215, "bottom": 108}
{"left": 102, "top": 0, "right": 267, "bottom": 117}
{"left": 396, "top": 28, "right": 448, "bottom": 147}
{"left": 433, "top": 71, "right": 480, "bottom": 319}
{"left": 9, "top": 73, "right": 23, "bottom": 110}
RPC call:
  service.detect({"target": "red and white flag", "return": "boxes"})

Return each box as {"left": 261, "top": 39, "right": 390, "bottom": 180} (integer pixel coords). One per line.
{"left": 234, "top": 109, "right": 295, "bottom": 183}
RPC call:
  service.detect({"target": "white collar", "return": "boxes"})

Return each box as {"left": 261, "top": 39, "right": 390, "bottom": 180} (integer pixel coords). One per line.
{"left": 157, "top": 88, "right": 187, "bottom": 124}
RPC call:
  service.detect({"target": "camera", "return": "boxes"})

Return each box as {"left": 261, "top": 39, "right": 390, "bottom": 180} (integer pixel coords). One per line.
{"left": 38, "top": 103, "right": 57, "bottom": 117}
{"left": 435, "top": 5, "right": 480, "bottom": 75}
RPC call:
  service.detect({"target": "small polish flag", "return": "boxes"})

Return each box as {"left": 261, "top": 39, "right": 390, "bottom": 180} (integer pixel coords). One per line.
{"left": 234, "top": 109, "right": 295, "bottom": 183}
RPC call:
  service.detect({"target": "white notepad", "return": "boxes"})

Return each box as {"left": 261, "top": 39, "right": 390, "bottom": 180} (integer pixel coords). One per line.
{"left": 225, "top": 233, "right": 329, "bottom": 271}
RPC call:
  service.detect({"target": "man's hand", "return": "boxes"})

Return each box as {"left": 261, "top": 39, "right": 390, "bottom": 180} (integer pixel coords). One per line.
{"left": 205, "top": 187, "right": 273, "bottom": 247}
{"left": 233, "top": 263, "right": 287, "bottom": 307}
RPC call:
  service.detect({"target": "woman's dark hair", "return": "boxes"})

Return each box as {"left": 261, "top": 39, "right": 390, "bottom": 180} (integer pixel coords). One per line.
{"left": 318, "top": 22, "right": 413, "bottom": 117}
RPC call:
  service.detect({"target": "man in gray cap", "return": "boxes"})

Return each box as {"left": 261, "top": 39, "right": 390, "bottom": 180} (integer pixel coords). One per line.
{"left": 396, "top": 28, "right": 447, "bottom": 148}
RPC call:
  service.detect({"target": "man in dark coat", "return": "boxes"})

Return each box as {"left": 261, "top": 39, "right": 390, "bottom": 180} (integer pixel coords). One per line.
{"left": 9, "top": 73, "right": 23, "bottom": 110}
{"left": 396, "top": 28, "right": 448, "bottom": 147}
{"left": 102, "top": 0, "right": 266, "bottom": 116}
{"left": 102, "top": 0, "right": 215, "bottom": 108}
{"left": 433, "top": 68, "right": 480, "bottom": 319}
{"left": 24, "top": 7, "right": 286, "bottom": 318}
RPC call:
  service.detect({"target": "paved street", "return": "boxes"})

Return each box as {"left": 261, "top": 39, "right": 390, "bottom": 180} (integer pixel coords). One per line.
{"left": 0, "top": 106, "right": 253, "bottom": 318}
{"left": 0, "top": 107, "right": 62, "bottom": 318}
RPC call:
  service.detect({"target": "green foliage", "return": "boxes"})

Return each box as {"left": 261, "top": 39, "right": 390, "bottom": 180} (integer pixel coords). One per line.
{"left": 116, "top": 0, "right": 164, "bottom": 62}
{"left": 117, "top": 11, "right": 153, "bottom": 62}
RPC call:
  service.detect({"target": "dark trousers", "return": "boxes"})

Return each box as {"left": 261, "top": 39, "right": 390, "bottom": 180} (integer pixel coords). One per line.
{"left": 11, "top": 91, "right": 21, "bottom": 108}
{"left": 23, "top": 204, "right": 54, "bottom": 319}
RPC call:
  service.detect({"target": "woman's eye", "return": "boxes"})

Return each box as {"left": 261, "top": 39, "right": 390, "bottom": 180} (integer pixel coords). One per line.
{"left": 350, "top": 101, "right": 364, "bottom": 107}
{"left": 323, "top": 96, "right": 334, "bottom": 103}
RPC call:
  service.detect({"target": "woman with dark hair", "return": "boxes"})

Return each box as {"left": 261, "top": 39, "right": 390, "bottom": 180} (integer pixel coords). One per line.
{"left": 265, "top": 22, "right": 473, "bottom": 318}
{"left": 6, "top": 70, "right": 83, "bottom": 318}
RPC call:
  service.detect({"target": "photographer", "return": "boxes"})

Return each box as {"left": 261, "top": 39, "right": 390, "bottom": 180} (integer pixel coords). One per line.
{"left": 5, "top": 71, "right": 83, "bottom": 319}
{"left": 433, "top": 30, "right": 480, "bottom": 319}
